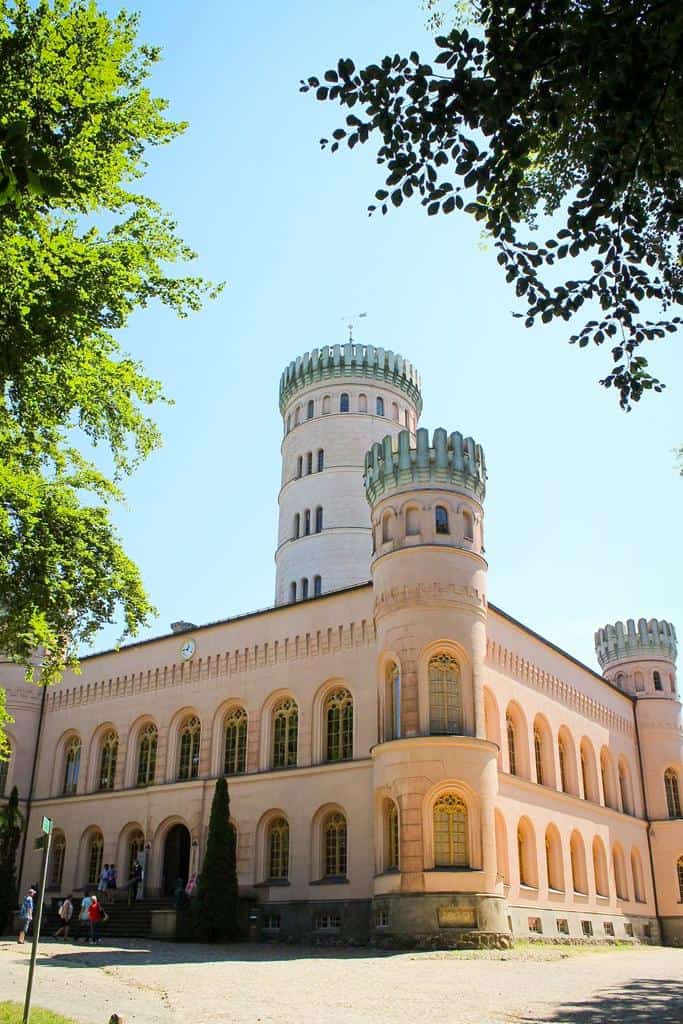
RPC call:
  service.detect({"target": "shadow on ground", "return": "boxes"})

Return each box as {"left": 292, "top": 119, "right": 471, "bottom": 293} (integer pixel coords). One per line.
{"left": 516, "top": 978, "right": 683, "bottom": 1023}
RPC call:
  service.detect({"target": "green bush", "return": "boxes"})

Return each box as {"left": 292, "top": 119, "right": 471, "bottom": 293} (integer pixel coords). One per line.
{"left": 0, "top": 1002, "right": 80, "bottom": 1024}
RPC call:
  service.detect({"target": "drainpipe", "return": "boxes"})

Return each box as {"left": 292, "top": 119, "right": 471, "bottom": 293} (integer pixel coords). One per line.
{"left": 17, "top": 682, "right": 48, "bottom": 887}
{"left": 633, "top": 707, "right": 662, "bottom": 931}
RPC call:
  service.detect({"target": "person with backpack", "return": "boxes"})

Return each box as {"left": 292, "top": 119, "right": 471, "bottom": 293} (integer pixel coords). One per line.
{"left": 88, "top": 894, "right": 107, "bottom": 944}
{"left": 54, "top": 894, "right": 74, "bottom": 940}
{"left": 17, "top": 888, "right": 35, "bottom": 944}
{"left": 75, "top": 892, "right": 92, "bottom": 942}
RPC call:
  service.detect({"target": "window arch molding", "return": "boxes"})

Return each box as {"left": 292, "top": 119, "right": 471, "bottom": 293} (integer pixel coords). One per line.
{"left": 579, "top": 736, "right": 600, "bottom": 802}
{"left": 310, "top": 802, "right": 349, "bottom": 882}
{"left": 85, "top": 722, "right": 118, "bottom": 792}
{"left": 421, "top": 780, "right": 481, "bottom": 871}
{"left": 78, "top": 825, "right": 104, "bottom": 889}
{"left": 148, "top": 814, "right": 194, "bottom": 894}
{"left": 259, "top": 689, "right": 300, "bottom": 772}
{"left": 123, "top": 716, "right": 158, "bottom": 787}
{"left": 417, "top": 639, "right": 473, "bottom": 737}
{"left": 115, "top": 820, "right": 146, "bottom": 886}
{"left": 504, "top": 701, "right": 531, "bottom": 779}
{"left": 378, "top": 651, "right": 403, "bottom": 742}
{"left": 533, "top": 714, "right": 556, "bottom": 788}
{"left": 56, "top": 730, "right": 82, "bottom": 797}
{"left": 311, "top": 678, "right": 355, "bottom": 764}
{"left": 164, "top": 706, "right": 202, "bottom": 783}
{"left": 557, "top": 726, "right": 579, "bottom": 796}
{"left": 209, "top": 699, "right": 249, "bottom": 776}
{"left": 255, "top": 808, "right": 291, "bottom": 884}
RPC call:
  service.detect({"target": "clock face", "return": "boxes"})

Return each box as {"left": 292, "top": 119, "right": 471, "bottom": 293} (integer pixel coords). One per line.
{"left": 180, "top": 638, "right": 196, "bottom": 661}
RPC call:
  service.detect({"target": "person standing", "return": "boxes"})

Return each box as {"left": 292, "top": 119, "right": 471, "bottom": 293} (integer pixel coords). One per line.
{"left": 98, "top": 864, "right": 109, "bottom": 900}
{"left": 54, "top": 894, "right": 74, "bottom": 940}
{"left": 127, "top": 860, "right": 142, "bottom": 906}
{"left": 17, "top": 888, "right": 35, "bottom": 944}
{"left": 107, "top": 864, "right": 117, "bottom": 902}
{"left": 75, "top": 892, "right": 92, "bottom": 942}
{"left": 88, "top": 894, "right": 107, "bottom": 944}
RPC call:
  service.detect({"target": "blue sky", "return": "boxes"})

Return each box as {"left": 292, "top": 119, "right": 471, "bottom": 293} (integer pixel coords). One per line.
{"left": 92, "top": 0, "right": 682, "bottom": 671}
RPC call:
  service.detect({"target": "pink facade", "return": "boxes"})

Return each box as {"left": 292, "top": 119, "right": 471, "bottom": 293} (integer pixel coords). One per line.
{"left": 2, "top": 345, "right": 681, "bottom": 945}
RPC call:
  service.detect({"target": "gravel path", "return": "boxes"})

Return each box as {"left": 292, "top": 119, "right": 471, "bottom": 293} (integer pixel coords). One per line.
{"left": 0, "top": 938, "right": 681, "bottom": 1024}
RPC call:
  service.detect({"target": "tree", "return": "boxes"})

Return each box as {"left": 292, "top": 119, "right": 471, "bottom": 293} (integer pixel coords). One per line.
{"left": 0, "top": 0, "right": 219, "bottom": 699}
{"left": 192, "top": 777, "right": 239, "bottom": 942}
{"left": 301, "top": 0, "right": 682, "bottom": 408}
{"left": 0, "top": 787, "right": 23, "bottom": 933}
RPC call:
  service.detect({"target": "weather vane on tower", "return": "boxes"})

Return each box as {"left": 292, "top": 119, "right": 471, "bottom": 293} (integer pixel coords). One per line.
{"left": 341, "top": 312, "right": 368, "bottom": 342}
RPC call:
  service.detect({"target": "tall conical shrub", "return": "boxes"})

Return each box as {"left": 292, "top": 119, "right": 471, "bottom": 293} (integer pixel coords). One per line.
{"left": 0, "top": 787, "right": 23, "bottom": 934}
{"left": 192, "top": 777, "right": 239, "bottom": 941}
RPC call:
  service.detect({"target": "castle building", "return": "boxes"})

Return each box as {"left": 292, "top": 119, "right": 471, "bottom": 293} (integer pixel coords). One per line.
{"left": 3, "top": 344, "right": 682, "bottom": 945}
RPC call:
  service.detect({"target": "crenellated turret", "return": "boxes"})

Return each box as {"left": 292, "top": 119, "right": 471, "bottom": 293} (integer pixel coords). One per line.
{"left": 594, "top": 618, "right": 677, "bottom": 695}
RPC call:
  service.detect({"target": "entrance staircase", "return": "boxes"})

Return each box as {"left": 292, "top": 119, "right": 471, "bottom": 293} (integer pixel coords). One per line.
{"left": 44, "top": 894, "right": 174, "bottom": 940}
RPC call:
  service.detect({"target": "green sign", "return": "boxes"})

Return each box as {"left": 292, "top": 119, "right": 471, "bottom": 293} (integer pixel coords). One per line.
{"left": 41, "top": 816, "right": 53, "bottom": 835}
{"left": 34, "top": 836, "right": 46, "bottom": 850}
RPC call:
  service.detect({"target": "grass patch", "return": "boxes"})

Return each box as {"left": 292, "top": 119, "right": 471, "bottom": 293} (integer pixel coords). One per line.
{"left": 0, "top": 1002, "right": 82, "bottom": 1024}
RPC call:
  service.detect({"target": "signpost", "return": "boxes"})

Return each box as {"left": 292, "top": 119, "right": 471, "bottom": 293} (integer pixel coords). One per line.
{"left": 23, "top": 815, "right": 53, "bottom": 1024}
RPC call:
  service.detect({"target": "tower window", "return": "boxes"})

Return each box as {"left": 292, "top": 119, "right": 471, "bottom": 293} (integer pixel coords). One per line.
{"left": 322, "top": 395, "right": 331, "bottom": 415}
{"left": 304, "top": 509, "right": 311, "bottom": 535}
{"left": 286, "top": 414, "right": 291, "bottom": 433}
{"left": 307, "top": 399, "right": 314, "bottom": 419}
{"left": 359, "top": 393, "right": 367, "bottom": 412}
{"left": 306, "top": 451, "right": 313, "bottom": 475}
{"left": 435, "top": 505, "right": 450, "bottom": 535}
{"left": 653, "top": 671, "right": 663, "bottom": 691}
{"left": 340, "top": 393, "right": 349, "bottom": 412}
{"left": 294, "top": 406, "right": 301, "bottom": 426}
{"left": 664, "top": 769, "right": 681, "bottom": 818}
{"left": 313, "top": 575, "right": 322, "bottom": 596}
{"left": 293, "top": 513, "right": 300, "bottom": 539}
{"left": 392, "top": 402, "right": 399, "bottom": 421}
{"left": 462, "top": 509, "right": 474, "bottom": 542}
{"left": 315, "top": 506, "right": 323, "bottom": 533}
{"left": 317, "top": 449, "right": 324, "bottom": 472}
{"left": 289, "top": 581, "right": 297, "bottom": 602}
{"left": 376, "top": 396, "right": 384, "bottom": 416}
{"left": 404, "top": 409, "right": 410, "bottom": 428}
{"left": 301, "top": 577, "right": 309, "bottom": 600}
{"left": 296, "top": 456, "right": 302, "bottom": 478}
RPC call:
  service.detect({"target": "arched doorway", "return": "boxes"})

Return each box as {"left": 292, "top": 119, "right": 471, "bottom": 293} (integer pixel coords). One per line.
{"left": 163, "top": 824, "right": 191, "bottom": 895}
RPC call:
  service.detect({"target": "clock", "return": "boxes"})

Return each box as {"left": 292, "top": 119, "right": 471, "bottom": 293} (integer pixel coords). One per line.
{"left": 180, "top": 638, "right": 196, "bottom": 661}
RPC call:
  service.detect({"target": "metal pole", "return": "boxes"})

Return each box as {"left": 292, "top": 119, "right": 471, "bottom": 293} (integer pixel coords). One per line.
{"left": 23, "top": 830, "right": 52, "bottom": 1024}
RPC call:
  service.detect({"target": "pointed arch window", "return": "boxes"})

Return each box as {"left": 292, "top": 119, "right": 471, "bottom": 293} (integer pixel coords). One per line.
{"left": 267, "top": 817, "right": 289, "bottom": 880}
{"left": 49, "top": 832, "right": 66, "bottom": 889}
{"left": 387, "top": 802, "right": 399, "bottom": 871}
{"left": 98, "top": 731, "right": 118, "bottom": 790}
{"left": 137, "top": 723, "right": 158, "bottom": 786}
{"left": 177, "top": 716, "right": 201, "bottom": 780}
{"left": 435, "top": 505, "right": 450, "bottom": 534}
{"left": 224, "top": 708, "right": 248, "bottom": 775}
{"left": 665, "top": 769, "right": 681, "bottom": 818}
{"left": 63, "top": 737, "right": 81, "bottom": 795}
{"left": 272, "top": 699, "right": 298, "bottom": 768}
{"left": 534, "top": 729, "right": 544, "bottom": 785}
{"left": 324, "top": 812, "right": 347, "bottom": 877}
{"left": 87, "top": 832, "right": 104, "bottom": 886}
{"left": 506, "top": 715, "right": 517, "bottom": 776}
{"left": 428, "top": 654, "right": 462, "bottom": 734}
{"left": 434, "top": 794, "right": 469, "bottom": 867}
{"left": 325, "top": 689, "right": 353, "bottom": 762}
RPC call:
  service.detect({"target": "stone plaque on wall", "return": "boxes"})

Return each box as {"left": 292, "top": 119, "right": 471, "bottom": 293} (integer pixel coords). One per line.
{"left": 437, "top": 906, "right": 477, "bottom": 929}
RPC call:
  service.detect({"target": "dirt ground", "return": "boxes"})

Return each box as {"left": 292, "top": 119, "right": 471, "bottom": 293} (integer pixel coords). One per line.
{"left": 0, "top": 937, "right": 681, "bottom": 1024}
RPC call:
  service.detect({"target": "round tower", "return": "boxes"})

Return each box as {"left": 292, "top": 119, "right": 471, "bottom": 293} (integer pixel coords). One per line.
{"left": 595, "top": 618, "right": 682, "bottom": 945}
{"left": 275, "top": 343, "right": 422, "bottom": 605}
{"left": 365, "top": 427, "right": 508, "bottom": 946}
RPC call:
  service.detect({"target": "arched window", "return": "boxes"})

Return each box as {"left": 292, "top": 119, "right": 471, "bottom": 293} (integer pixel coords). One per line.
{"left": 405, "top": 506, "right": 420, "bottom": 536}
{"left": 136, "top": 723, "right": 158, "bottom": 786}
{"left": 306, "top": 451, "right": 313, "bottom": 474}
{"left": 294, "top": 405, "right": 301, "bottom": 426}
{"left": 317, "top": 449, "right": 324, "bottom": 472}
{"left": 600, "top": 748, "right": 617, "bottom": 808}
{"left": 392, "top": 401, "right": 399, "bottom": 421}
{"left": 286, "top": 414, "right": 291, "bottom": 433}
{"left": 359, "top": 393, "right": 367, "bottom": 412}
{"left": 301, "top": 577, "right": 309, "bottom": 599}
{"left": 98, "top": 730, "right": 118, "bottom": 790}
{"left": 665, "top": 768, "right": 681, "bottom": 818}
{"left": 307, "top": 399, "right": 314, "bottom": 420}
{"left": 558, "top": 738, "right": 568, "bottom": 793}
{"left": 381, "top": 511, "right": 392, "bottom": 543}
{"left": 386, "top": 662, "right": 401, "bottom": 740}
{"left": 570, "top": 832, "right": 588, "bottom": 894}
{"left": 613, "top": 845, "right": 628, "bottom": 900}
{"left": 545, "top": 827, "right": 563, "bottom": 891}
{"left": 272, "top": 699, "right": 298, "bottom": 768}
{"left": 49, "top": 831, "right": 66, "bottom": 889}
{"left": 177, "top": 716, "right": 201, "bottom": 780}
{"left": 87, "top": 832, "right": 104, "bottom": 886}
{"left": 506, "top": 715, "right": 517, "bottom": 776}
{"left": 678, "top": 856, "right": 683, "bottom": 902}
{"left": 534, "top": 730, "right": 544, "bottom": 786}
{"left": 293, "top": 513, "right": 300, "bottom": 539}
{"left": 340, "top": 392, "right": 349, "bottom": 412}
{"left": 517, "top": 820, "right": 537, "bottom": 887}
{"left": 434, "top": 794, "right": 469, "bottom": 867}
{"left": 296, "top": 455, "right": 302, "bottom": 478}
{"left": 63, "top": 737, "right": 81, "bottom": 795}
{"left": 325, "top": 689, "right": 353, "bottom": 762}
{"left": 376, "top": 396, "right": 384, "bottom": 416}
{"left": 224, "top": 708, "right": 248, "bottom": 775}
{"left": 386, "top": 802, "right": 399, "bottom": 870}
{"left": 428, "top": 654, "right": 462, "bottom": 734}
{"left": 324, "top": 812, "right": 347, "bottom": 877}
{"left": 593, "top": 837, "right": 609, "bottom": 897}
{"left": 580, "top": 739, "right": 599, "bottom": 802}
{"left": 462, "top": 509, "right": 474, "bottom": 542}
{"left": 127, "top": 829, "right": 145, "bottom": 882}
{"left": 618, "top": 760, "right": 633, "bottom": 815}
{"left": 289, "top": 581, "right": 297, "bottom": 603}
{"left": 322, "top": 395, "right": 331, "bottom": 415}
{"left": 631, "top": 848, "right": 645, "bottom": 902}
{"left": 404, "top": 409, "right": 410, "bottom": 428}
{"left": 313, "top": 575, "right": 322, "bottom": 596}
{"left": 653, "top": 670, "right": 662, "bottom": 691}
{"left": 315, "top": 506, "right": 323, "bottom": 533}
{"left": 435, "top": 505, "right": 450, "bottom": 534}
{"left": 267, "top": 818, "right": 289, "bottom": 880}
{"left": 304, "top": 509, "right": 311, "bottom": 535}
